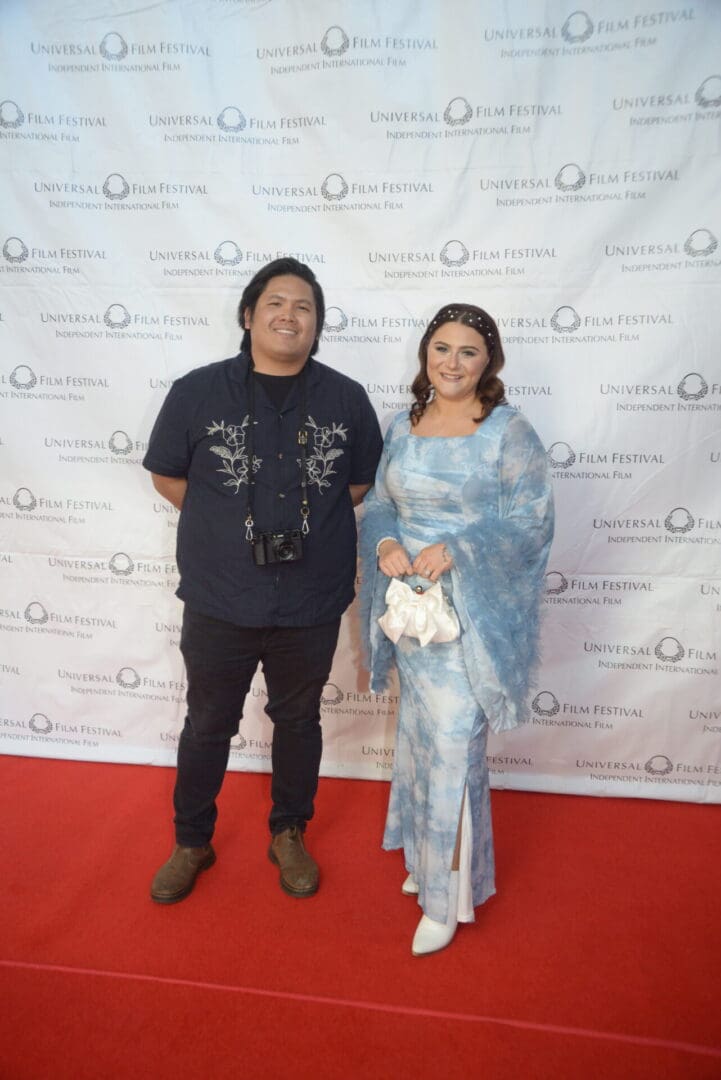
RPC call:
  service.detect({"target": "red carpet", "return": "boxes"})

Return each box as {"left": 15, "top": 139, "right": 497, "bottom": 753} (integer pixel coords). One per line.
{"left": 1, "top": 756, "right": 719, "bottom": 1079}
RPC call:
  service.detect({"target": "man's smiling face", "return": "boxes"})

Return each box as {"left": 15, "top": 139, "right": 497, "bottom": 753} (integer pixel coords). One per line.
{"left": 244, "top": 274, "right": 317, "bottom": 373}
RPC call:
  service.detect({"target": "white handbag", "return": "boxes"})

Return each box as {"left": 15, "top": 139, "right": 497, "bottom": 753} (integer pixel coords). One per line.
{"left": 378, "top": 578, "right": 460, "bottom": 647}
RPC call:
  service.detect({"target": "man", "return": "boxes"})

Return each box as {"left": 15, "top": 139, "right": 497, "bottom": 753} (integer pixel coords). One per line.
{"left": 144, "top": 258, "right": 382, "bottom": 903}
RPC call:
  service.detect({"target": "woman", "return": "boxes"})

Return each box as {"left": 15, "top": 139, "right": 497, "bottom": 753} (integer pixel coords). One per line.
{"left": 360, "top": 304, "right": 554, "bottom": 956}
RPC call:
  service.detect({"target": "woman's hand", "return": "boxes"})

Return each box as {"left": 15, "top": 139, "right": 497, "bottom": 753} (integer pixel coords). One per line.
{"left": 377, "top": 539, "right": 414, "bottom": 578}
{"left": 411, "top": 543, "right": 454, "bottom": 583}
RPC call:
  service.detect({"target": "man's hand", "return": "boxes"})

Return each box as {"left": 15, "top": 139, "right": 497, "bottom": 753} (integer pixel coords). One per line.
{"left": 411, "top": 543, "right": 453, "bottom": 583}
{"left": 377, "top": 539, "right": 413, "bottom": 578}
{"left": 151, "top": 473, "right": 188, "bottom": 511}
{"left": 349, "top": 483, "right": 372, "bottom": 507}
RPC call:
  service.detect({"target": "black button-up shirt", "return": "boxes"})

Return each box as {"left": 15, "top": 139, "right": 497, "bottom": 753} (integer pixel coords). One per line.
{"left": 143, "top": 351, "right": 382, "bottom": 627}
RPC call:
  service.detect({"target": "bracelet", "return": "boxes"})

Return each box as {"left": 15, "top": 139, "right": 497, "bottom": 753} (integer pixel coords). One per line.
{"left": 376, "top": 536, "right": 398, "bottom": 557}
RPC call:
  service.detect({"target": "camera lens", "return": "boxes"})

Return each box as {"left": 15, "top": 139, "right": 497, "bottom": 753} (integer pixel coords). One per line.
{"left": 276, "top": 541, "right": 296, "bottom": 561}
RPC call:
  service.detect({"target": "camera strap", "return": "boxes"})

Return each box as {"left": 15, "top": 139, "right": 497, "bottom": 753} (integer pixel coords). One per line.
{"left": 244, "top": 362, "right": 310, "bottom": 542}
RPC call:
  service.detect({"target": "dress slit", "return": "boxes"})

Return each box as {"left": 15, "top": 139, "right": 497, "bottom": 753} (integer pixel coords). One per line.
{"left": 383, "top": 619, "right": 495, "bottom": 923}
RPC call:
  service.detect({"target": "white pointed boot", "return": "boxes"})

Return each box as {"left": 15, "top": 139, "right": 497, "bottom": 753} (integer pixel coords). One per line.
{"left": 411, "top": 871, "right": 459, "bottom": 956}
{"left": 401, "top": 873, "right": 419, "bottom": 895}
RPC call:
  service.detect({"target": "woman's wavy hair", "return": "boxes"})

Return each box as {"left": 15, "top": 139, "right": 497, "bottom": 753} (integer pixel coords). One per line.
{"left": 410, "top": 303, "right": 506, "bottom": 425}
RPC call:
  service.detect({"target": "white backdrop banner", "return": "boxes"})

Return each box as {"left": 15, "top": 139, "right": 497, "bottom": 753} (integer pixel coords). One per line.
{"left": 1, "top": 0, "right": 720, "bottom": 803}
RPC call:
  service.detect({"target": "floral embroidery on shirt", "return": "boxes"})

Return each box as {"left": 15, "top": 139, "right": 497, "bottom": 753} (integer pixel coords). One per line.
{"left": 206, "top": 418, "right": 261, "bottom": 492}
{"left": 301, "top": 415, "right": 348, "bottom": 492}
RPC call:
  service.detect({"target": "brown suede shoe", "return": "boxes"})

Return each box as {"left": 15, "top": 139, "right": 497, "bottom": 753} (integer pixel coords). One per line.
{"left": 150, "top": 843, "right": 216, "bottom": 904}
{"left": 268, "top": 826, "right": 319, "bottom": 897}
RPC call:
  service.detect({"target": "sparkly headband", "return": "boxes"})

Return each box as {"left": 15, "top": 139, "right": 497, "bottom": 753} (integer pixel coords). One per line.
{"left": 426, "top": 307, "right": 495, "bottom": 349}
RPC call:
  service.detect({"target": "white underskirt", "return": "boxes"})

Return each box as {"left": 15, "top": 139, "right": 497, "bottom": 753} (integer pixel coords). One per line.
{"left": 457, "top": 782, "right": 474, "bottom": 922}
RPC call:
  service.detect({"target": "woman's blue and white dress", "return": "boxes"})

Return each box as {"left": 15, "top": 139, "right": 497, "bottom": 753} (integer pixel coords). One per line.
{"left": 360, "top": 405, "right": 554, "bottom": 923}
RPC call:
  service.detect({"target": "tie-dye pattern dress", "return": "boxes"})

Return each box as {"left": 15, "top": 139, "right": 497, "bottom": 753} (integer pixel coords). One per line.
{"left": 360, "top": 405, "right": 553, "bottom": 923}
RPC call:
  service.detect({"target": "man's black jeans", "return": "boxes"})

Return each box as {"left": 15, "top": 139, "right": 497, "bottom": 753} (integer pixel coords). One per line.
{"left": 174, "top": 607, "right": 341, "bottom": 846}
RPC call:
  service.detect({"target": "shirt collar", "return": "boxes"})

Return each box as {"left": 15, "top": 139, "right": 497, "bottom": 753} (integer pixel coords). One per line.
{"left": 228, "top": 350, "right": 321, "bottom": 388}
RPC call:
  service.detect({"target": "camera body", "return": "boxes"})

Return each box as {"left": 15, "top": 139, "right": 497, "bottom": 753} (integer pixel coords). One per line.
{"left": 251, "top": 529, "right": 303, "bottom": 566}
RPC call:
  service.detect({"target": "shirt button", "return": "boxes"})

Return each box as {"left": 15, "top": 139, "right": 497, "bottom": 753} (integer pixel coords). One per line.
{"left": 278, "top": 452, "right": 283, "bottom": 459}
{"left": 278, "top": 493, "right": 285, "bottom": 499}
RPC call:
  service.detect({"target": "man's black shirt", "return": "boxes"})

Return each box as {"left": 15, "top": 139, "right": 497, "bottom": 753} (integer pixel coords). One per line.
{"left": 252, "top": 370, "right": 298, "bottom": 412}
{"left": 143, "top": 351, "right": 382, "bottom": 627}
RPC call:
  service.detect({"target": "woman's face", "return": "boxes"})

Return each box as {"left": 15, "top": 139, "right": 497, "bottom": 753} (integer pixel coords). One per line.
{"left": 425, "top": 321, "right": 489, "bottom": 404}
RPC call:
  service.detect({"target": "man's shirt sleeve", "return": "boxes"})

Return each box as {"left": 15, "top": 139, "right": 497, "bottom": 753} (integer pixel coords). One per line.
{"left": 349, "top": 386, "right": 383, "bottom": 485}
{"left": 142, "top": 380, "right": 194, "bottom": 478}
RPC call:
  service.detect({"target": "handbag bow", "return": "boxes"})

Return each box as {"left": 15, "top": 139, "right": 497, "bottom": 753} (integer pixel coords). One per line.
{"left": 377, "top": 578, "right": 460, "bottom": 647}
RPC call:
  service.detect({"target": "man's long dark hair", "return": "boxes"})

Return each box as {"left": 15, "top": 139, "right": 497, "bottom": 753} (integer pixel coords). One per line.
{"left": 237, "top": 257, "right": 326, "bottom": 357}
{"left": 410, "top": 303, "right": 507, "bottom": 425}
